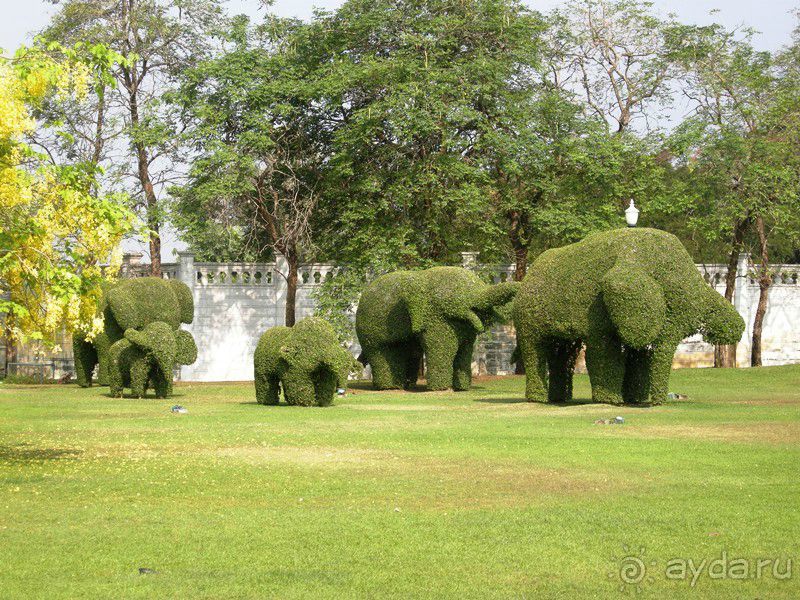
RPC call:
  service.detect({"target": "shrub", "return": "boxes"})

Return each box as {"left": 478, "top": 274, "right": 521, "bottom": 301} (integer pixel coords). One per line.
{"left": 356, "top": 267, "right": 519, "bottom": 391}
{"left": 513, "top": 227, "right": 745, "bottom": 405}
{"left": 254, "top": 317, "right": 355, "bottom": 407}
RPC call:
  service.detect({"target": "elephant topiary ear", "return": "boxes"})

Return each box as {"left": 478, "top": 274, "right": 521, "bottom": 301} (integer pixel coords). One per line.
{"left": 168, "top": 280, "right": 195, "bottom": 325}
{"left": 601, "top": 263, "right": 666, "bottom": 349}
{"left": 399, "top": 276, "right": 428, "bottom": 334}
{"left": 175, "top": 329, "right": 198, "bottom": 365}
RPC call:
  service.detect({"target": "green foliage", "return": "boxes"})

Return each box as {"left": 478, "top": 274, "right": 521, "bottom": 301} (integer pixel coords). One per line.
{"left": 513, "top": 228, "right": 745, "bottom": 405}
{"left": 311, "top": 267, "right": 367, "bottom": 344}
{"left": 356, "top": 267, "right": 519, "bottom": 391}
{"left": 253, "top": 317, "right": 354, "bottom": 407}
{"left": 303, "top": 0, "right": 546, "bottom": 267}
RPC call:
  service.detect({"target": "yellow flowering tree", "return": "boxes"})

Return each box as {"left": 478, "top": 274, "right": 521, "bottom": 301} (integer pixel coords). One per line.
{"left": 0, "top": 42, "right": 134, "bottom": 349}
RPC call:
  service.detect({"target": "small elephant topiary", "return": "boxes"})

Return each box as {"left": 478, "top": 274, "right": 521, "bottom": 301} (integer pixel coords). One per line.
{"left": 356, "top": 267, "right": 519, "bottom": 391}
{"left": 513, "top": 228, "right": 745, "bottom": 405}
{"left": 109, "top": 323, "right": 198, "bottom": 398}
{"left": 74, "top": 277, "right": 197, "bottom": 397}
{"left": 254, "top": 317, "right": 355, "bottom": 407}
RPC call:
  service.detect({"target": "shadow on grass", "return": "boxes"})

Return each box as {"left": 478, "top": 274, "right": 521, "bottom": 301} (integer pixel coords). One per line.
{"left": 474, "top": 396, "right": 656, "bottom": 408}
{"left": 104, "top": 391, "right": 187, "bottom": 400}
{"left": 0, "top": 444, "right": 82, "bottom": 463}
{"left": 347, "top": 380, "right": 488, "bottom": 394}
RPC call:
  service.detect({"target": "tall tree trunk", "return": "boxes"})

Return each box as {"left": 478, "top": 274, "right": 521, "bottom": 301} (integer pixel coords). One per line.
{"left": 507, "top": 209, "right": 528, "bottom": 375}
{"left": 129, "top": 92, "right": 161, "bottom": 277}
{"left": 508, "top": 209, "right": 529, "bottom": 281}
{"left": 715, "top": 218, "right": 748, "bottom": 368}
{"left": 3, "top": 313, "right": 16, "bottom": 376}
{"left": 751, "top": 215, "right": 771, "bottom": 367}
{"left": 284, "top": 249, "right": 298, "bottom": 327}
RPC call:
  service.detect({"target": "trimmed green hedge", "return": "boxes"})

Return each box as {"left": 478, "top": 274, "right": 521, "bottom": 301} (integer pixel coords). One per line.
{"left": 356, "top": 267, "right": 519, "bottom": 391}
{"left": 513, "top": 228, "right": 745, "bottom": 405}
{"left": 254, "top": 317, "right": 354, "bottom": 407}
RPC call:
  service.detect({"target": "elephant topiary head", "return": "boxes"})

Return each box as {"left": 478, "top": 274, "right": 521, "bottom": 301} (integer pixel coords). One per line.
{"left": 104, "top": 278, "right": 194, "bottom": 339}
{"left": 403, "top": 267, "right": 520, "bottom": 334}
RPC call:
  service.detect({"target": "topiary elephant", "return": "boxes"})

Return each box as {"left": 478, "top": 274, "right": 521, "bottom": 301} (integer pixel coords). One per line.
{"left": 254, "top": 317, "right": 355, "bottom": 407}
{"left": 109, "top": 323, "right": 198, "bottom": 398}
{"left": 356, "top": 267, "right": 519, "bottom": 391}
{"left": 73, "top": 277, "right": 196, "bottom": 396}
{"left": 513, "top": 228, "right": 745, "bottom": 405}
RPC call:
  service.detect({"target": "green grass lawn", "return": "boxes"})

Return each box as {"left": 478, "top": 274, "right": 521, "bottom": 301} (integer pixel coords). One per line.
{"left": 1, "top": 366, "right": 799, "bottom": 599}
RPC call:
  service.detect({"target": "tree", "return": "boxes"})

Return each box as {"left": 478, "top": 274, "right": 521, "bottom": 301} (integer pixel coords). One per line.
{"left": 172, "top": 15, "right": 326, "bottom": 326}
{"left": 0, "top": 43, "right": 133, "bottom": 358}
{"left": 665, "top": 22, "right": 800, "bottom": 366}
{"left": 42, "top": 0, "right": 224, "bottom": 276}
{"left": 311, "top": 0, "right": 544, "bottom": 270}
{"left": 556, "top": 0, "right": 680, "bottom": 134}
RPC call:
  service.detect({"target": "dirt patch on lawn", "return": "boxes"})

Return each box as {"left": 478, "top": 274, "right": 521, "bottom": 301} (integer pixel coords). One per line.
{"left": 606, "top": 422, "right": 800, "bottom": 446}
{"left": 212, "top": 444, "right": 633, "bottom": 509}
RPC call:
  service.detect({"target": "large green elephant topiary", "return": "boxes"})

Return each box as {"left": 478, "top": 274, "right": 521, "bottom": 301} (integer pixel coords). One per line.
{"left": 254, "top": 317, "right": 355, "bottom": 407}
{"left": 513, "top": 228, "right": 745, "bottom": 405}
{"left": 356, "top": 267, "right": 519, "bottom": 391}
{"left": 74, "top": 277, "right": 197, "bottom": 397}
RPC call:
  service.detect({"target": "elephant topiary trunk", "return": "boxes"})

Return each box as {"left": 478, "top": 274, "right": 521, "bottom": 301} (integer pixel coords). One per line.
{"left": 254, "top": 317, "right": 355, "bottom": 406}
{"left": 513, "top": 228, "right": 745, "bottom": 405}
{"left": 356, "top": 267, "right": 519, "bottom": 391}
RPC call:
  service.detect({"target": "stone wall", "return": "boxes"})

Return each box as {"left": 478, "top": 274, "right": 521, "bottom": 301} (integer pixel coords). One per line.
{"left": 9, "top": 251, "right": 800, "bottom": 382}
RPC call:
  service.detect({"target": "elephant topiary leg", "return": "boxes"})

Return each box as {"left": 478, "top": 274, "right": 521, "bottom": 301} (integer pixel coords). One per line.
{"left": 282, "top": 377, "right": 317, "bottom": 407}
{"left": 422, "top": 327, "right": 458, "bottom": 391}
{"left": 623, "top": 347, "right": 652, "bottom": 404}
{"left": 518, "top": 336, "right": 548, "bottom": 402}
{"left": 129, "top": 357, "right": 150, "bottom": 398}
{"left": 108, "top": 369, "right": 125, "bottom": 397}
{"left": 255, "top": 374, "right": 281, "bottom": 405}
{"left": 452, "top": 341, "right": 475, "bottom": 391}
{"left": 646, "top": 339, "right": 680, "bottom": 405}
{"left": 368, "top": 344, "right": 410, "bottom": 390}
{"left": 313, "top": 370, "right": 338, "bottom": 407}
{"left": 584, "top": 335, "right": 625, "bottom": 405}
{"left": 151, "top": 369, "right": 172, "bottom": 399}
{"left": 547, "top": 340, "right": 582, "bottom": 403}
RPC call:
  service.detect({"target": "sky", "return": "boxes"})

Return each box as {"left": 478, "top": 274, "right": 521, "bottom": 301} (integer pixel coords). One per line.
{"left": 3, "top": 0, "right": 798, "bottom": 55}
{"left": 1, "top": 0, "right": 797, "bottom": 261}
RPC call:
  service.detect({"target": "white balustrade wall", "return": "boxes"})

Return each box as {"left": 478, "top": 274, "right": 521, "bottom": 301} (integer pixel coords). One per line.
{"left": 118, "top": 250, "right": 800, "bottom": 382}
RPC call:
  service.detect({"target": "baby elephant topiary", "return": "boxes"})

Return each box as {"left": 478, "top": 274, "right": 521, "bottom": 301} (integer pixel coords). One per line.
{"left": 356, "top": 267, "right": 519, "bottom": 391}
{"left": 254, "top": 317, "right": 354, "bottom": 407}
{"left": 513, "top": 228, "right": 745, "bottom": 405}
{"left": 109, "top": 323, "right": 198, "bottom": 398}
